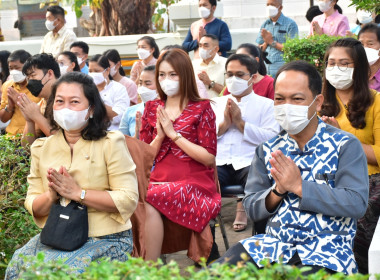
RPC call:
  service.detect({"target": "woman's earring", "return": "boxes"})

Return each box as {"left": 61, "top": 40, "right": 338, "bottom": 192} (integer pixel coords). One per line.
{"left": 90, "top": 114, "right": 93, "bottom": 119}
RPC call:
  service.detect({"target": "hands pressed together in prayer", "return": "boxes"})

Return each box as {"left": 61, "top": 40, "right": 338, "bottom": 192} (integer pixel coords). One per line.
{"left": 17, "top": 93, "right": 40, "bottom": 122}
{"left": 47, "top": 166, "right": 82, "bottom": 202}
{"left": 269, "top": 150, "right": 302, "bottom": 197}
{"left": 312, "top": 21, "right": 323, "bottom": 35}
{"left": 220, "top": 99, "right": 245, "bottom": 134}
{"left": 155, "top": 105, "right": 177, "bottom": 140}
{"left": 198, "top": 71, "right": 211, "bottom": 87}
{"left": 6, "top": 87, "right": 19, "bottom": 112}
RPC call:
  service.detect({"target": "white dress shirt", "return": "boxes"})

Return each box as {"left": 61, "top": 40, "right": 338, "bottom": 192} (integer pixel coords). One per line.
{"left": 211, "top": 92, "right": 280, "bottom": 170}
{"left": 192, "top": 54, "right": 227, "bottom": 98}
{"left": 40, "top": 25, "right": 77, "bottom": 58}
{"left": 100, "top": 80, "right": 130, "bottom": 131}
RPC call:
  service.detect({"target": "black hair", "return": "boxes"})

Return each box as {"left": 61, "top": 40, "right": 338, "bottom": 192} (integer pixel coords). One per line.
{"left": 8, "top": 49, "right": 31, "bottom": 64}
{"left": 306, "top": 6, "right": 323, "bottom": 22}
{"left": 70, "top": 41, "right": 89, "bottom": 54}
{"left": 46, "top": 5, "right": 65, "bottom": 18}
{"left": 274, "top": 60, "right": 322, "bottom": 97}
{"left": 46, "top": 72, "right": 110, "bottom": 140}
{"left": 22, "top": 53, "right": 60, "bottom": 78}
{"left": 200, "top": 0, "right": 217, "bottom": 7}
{"left": 161, "top": 44, "right": 186, "bottom": 53}
{"left": 89, "top": 54, "right": 110, "bottom": 70}
{"left": 358, "top": 23, "right": 380, "bottom": 43}
{"left": 225, "top": 54, "right": 259, "bottom": 76}
{"left": 320, "top": 37, "right": 372, "bottom": 129}
{"left": 334, "top": 2, "right": 342, "bottom": 14}
{"left": 202, "top": 34, "right": 219, "bottom": 44}
{"left": 103, "top": 49, "right": 125, "bottom": 76}
{"left": 143, "top": 65, "right": 156, "bottom": 72}
{"left": 237, "top": 43, "right": 267, "bottom": 76}
{"left": 59, "top": 51, "right": 81, "bottom": 72}
{"left": 137, "top": 36, "right": 160, "bottom": 59}
{"left": 0, "top": 50, "right": 10, "bottom": 84}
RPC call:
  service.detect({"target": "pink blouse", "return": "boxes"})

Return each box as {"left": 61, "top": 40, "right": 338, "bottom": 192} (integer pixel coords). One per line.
{"left": 118, "top": 76, "right": 138, "bottom": 104}
{"left": 309, "top": 10, "right": 349, "bottom": 37}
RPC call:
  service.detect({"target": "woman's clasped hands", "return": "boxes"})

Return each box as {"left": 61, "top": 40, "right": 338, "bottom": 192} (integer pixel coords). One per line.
{"left": 47, "top": 166, "right": 82, "bottom": 202}
{"left": 155, "top": 105, "right": 177, "bottom": 140}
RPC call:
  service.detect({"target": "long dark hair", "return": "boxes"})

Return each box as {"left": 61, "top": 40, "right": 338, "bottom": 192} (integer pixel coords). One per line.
{"left": 156, "top": 49, "right": 201, "bottom": 109}
{"left": 59, "top": 51, "right": 81, "bottom": 72}
{"left": 0, "top": 50, "right": 10, "bottom": 84}
{"left": 46, "top": 72, "right": 110, "bottom": 140}
{"left": 89, "top": 54, "right": 110, "bottom": 70}
{"left": 137, "top": 36, "right": 160, "bottom": 59}
{"left": 237, "top": 43, "right": 267, "bottom": 76}
{"left": 103, "top": 49, "right": 126, "bottom": 77}
{"left": 320, "top": 37, "right": 373, "bottom": 129}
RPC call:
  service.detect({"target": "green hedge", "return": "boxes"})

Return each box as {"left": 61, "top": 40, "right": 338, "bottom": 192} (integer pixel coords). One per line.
{"left": 0, "top": 135, "right": 40, "bottom": 278}
{"left": 8, "top": 252, "right": 377, "bottom": 280}
{"left": 283, "top": 35, "right": 342, "bottom": 74}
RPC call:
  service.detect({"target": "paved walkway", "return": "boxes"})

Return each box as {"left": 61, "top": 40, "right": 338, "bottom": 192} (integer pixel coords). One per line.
{"left": 166, "top": 197, "right": 253, "bottom": 268}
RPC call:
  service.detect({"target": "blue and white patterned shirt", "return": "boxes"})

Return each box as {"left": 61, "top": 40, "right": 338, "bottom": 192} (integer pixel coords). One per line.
{"left": 256, "top": 13, "right": 298, "bottom": 64}
{"left": 242, "top": 119, "right": 369, "bottom": 274}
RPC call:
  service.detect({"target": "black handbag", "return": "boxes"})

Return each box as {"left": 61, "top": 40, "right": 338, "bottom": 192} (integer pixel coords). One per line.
{"left": 40, "top": 200, "right": 89, "bottom": 251}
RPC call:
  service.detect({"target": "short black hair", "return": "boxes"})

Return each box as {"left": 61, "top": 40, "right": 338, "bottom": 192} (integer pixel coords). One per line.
{"left": 225, "top": 54, "right": 259, "bottom": 76}
{"left": 70, "top": 41, "right": 89, "bottom": 54}
{"left": 305, "top": 6, "right": 323, "bottom": 22}
{"left": 0, "top": 50, "right": 10, "bottom": 83}
{"left": 89, "top": 54, "right": 110, "bottom": 70}
{"left": 358, "top": 23, "right": 380, "bottom": 43}
{"left": 137, "top": 36, "right": 160, "bottom": 59}
{"left": 274, "top": 60, "right": 322, "bottom": 97}
{"left": 46, "top": 72, "right": 110, "bottom": 140}
{"left": 143, "top": 65, "right": 156, "bottom": 72}
{"left": 200, "top": 0, "right": 217, "bottom": 7}
{"left": 22, "top": 53, "right": 60, "bottom": 78}
{"left": 46, "top": 5, "right": 65, "bottom": 18}
{"left": 59, "top": 51, "right": 81, "bottom": 72}
{"left": 201, "top": 34, "right": 219, "bottom": 44}
{"left": 8, "top": 49, "right": 31, "bottom": 64}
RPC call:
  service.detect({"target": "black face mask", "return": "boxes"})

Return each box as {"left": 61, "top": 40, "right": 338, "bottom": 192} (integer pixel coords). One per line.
{"left": 27, "top": 73, "right": 48, "bottom": 97}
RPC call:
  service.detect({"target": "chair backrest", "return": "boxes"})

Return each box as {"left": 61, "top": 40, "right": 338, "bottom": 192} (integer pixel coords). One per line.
{"left": 125, "top": 135, "right": 155, "bottom": 258}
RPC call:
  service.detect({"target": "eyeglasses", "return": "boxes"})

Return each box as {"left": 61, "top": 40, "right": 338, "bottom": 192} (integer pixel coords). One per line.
{"left": 325, "top": 61, "right": 354, "bottom": 72}
{"left": 224, "top": 72, "right": 251, "bottom": 79}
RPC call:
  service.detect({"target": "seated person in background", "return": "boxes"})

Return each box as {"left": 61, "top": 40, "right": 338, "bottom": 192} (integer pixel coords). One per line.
{"left": 358, "top": 23, "right": 380, "bottom": 92}
{"left": 161, "top": 45, "right": 208, "bottom": 98}
{"left": 140, "top": 48, "right": 221, "bottom": 262}
{"left": 88, "top": 54, "right": 130, "bottom": 131}
{"left": 130, "top": 36, "right": 159, "bottom": 84}
{"left": 215, "top": 60, "right": 369, "bottom": 275}
{"left": 309, "top": 0, "right": 349, "bottom": 36}
{"left": 119, "top": 65, "right": 158, "bottom": 138}
{"left": 192, "top": 34, "right": 226, "bottom": 98}
{"left": 182, "top": 0, "right": 231, "bottom": 58}
{"left": 349, "top": 10, "right": 376, "bottom": 36}
{"left": 5, "top": 72, "right": 138, "bottom": 279}
{"left": 103, "top": 49, "right": 138, "bottom": 105}
{"left": 223, "top": 43, "right": 275, "bottom": 100}
{"left": 0, "top": 50, "right": 40, "bottom": 137}
{"left": 18, "top": 53, "right": 59, "bottom": 146}
{"left": 212, "top": 54, "right": 279, "bottom": 232}
{"left": 70, "top": 41, "right": 89, "bottom": 74}
{"left": 57, "top": 51, "right": 81, "bottom": 76}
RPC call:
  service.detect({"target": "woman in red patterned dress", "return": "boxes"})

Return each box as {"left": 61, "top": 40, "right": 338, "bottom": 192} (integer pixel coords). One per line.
{"left": 140, "top": 48, "right": 221, "bottom": 261}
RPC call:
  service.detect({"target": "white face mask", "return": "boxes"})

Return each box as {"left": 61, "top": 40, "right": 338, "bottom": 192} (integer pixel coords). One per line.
{"left": 59, "top": 65, "right": 69, "bottom": 76}
{"left": 77, "top": 56, "right": 84, "bottom": 66}
{"left": 325, "top": 66, "right": 354, "bottom": 90}
{"left": 198, "top": 6, "right": 211, "bottom": 18}
{"left": 226, "top": 76, "right": 252, "bottom": 96}
{"left": 364, "top": 47, "right": 380, "bottom": 66}
{"left": 357, "top": 10, "right": 373, "bottom": 24}
{"left": 137, "top": 48, "right": 151, "bottom": 60}
{"left": 53, "top": 107, "right": 90, "bottom": 131}
{"left": 274, "top": 97, "right": 317, "bottom": 135}
{"left": 89, "top": 71, "right": 106, "bottom": 86}
{"left": 138, "top": 86, "right": 157, "bottom": 103}
{"left": 160, "top": 79, "right": 180, "bottom": 97}
{"left": 318, "top": 0, "right": 332, "bottom": 13}
{"left": 110, "top": 65, "right": 118, "bottom": 77}
{"left": 199, "top": 47, "right": 214, "bottom": 60}
{"left": 10, "top": 70, "right": 26, "bottom": 83}
{"left": 266, "top": 5, "right": 279, "bottom": 18}
{"left": 45, "top": 19, "right": 57, "bottom": 31}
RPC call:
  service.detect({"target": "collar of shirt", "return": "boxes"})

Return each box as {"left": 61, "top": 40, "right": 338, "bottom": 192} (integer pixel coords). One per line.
{"left": 200, "top": 53, "right": 220, "bottom": 66}
{"left": 52, "top": 25, "right": 67, "bottom": 38}
{"left": 322, "top": 9, "right": 340, "bottom": 22}
{"left": 266, "top": 13, "right": 285, "bottom": 26}
{"left": 202, "top": 17, "right": 216, "bottom": 28}
{"left": 229, "top": 90, "right": 254, "bottom": 103}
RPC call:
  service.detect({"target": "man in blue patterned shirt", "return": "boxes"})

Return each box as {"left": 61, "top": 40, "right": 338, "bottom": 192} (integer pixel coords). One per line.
{"left": 256, "top": 0, "right": 298, "bottom": 77}
{"left": 215, "top": 61, "right": 369, "bottom": 275}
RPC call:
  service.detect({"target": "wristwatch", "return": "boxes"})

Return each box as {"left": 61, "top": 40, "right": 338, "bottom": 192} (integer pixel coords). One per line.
{"left": 270, "top": 41, "right": 277, "bottom": 48}
{"left": 271, "top": 184, "right": 288, "bottom": 198}
{"left": 80, "top": 189, "right": 86, "bottom": 204}
{"left": 209, "top": 81, "right": 216, "bottom": 90}
{"left": 173, "top": 132, "right": 182, "bottom": 142}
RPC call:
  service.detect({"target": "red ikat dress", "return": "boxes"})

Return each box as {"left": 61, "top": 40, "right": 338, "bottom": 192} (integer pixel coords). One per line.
{"left": 140, "top": 99, "right": 221, "bottom": 232}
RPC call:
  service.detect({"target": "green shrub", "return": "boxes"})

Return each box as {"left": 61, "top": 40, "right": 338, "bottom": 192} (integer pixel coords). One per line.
{"left": 0, "top": 135, "right": 40, "bottom": 278}
{"left": 11, "top": 252, "right": 378, "bottom": 280}
{"left": 283, "top": 35, "right": 342, "bottom": 74}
